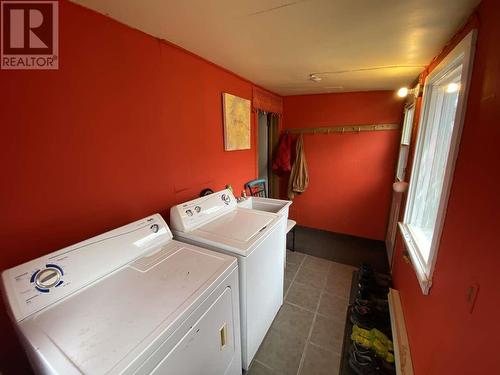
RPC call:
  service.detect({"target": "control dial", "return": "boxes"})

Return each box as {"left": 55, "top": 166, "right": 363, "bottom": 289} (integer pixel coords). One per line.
{"left": 35, "top": 268, "right": 62, "bottom": 289}
{"left": 221, "top": 194, "right": 231, "bottom": 205}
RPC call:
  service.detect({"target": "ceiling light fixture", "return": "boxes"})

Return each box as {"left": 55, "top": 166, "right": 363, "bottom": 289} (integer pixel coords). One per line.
{"left": 397, "top": 87, "right": 409, "bottom": 97}
{"left": 396, "top": 84, "right": 421, "bottom": 98}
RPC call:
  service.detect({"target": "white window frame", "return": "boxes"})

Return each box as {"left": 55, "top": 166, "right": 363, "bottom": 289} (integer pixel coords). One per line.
{"left": 399, "top": 30, "right": 477, "bottom": 295}
{"left": 396, "top": 102, "right": 415, "bottom": 182}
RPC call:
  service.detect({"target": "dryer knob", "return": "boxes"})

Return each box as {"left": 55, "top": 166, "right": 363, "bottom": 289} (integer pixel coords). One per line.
{"left": 35, "top": 268, "right": 62, "bottom": 289}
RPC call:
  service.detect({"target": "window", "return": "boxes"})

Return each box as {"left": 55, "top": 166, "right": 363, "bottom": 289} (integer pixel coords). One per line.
{"left": 396, "top": 103, "right": 415, "bottom": 181}
{"left": 399, "top": 30, "right": 476, "bottom": 294}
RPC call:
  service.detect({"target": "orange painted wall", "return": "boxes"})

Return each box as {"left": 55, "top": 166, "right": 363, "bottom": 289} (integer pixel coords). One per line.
{"left": 392, "top": 1, "right": 500, "bottom": 374}
{"left": 0, "top": 1, "right": 267, "bottom": 372}
{"left": 282, "top": 92, "right": 404, "bottom": 240}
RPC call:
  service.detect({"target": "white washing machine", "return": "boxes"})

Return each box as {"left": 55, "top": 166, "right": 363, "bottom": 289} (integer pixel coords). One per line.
{"left": 170, "top": 190, "right": 286, "bottom": 370}
{"left": 1, "top": 214, "right": 242, "bottom": 375}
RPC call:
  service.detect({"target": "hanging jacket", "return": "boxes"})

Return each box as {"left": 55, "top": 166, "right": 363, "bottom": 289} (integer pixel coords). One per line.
{"left": 272, "top": 134, "right": 293, "bottom": 175}
{"left": 288, "top": 135, "right": 309, "bottom": 199}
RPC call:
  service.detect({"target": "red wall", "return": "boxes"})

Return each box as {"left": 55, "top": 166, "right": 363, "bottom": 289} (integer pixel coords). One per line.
{"left": 282, "top": 92, "right": 404, "bottom": 240}
{"left": 392, "top": 1, "right": 500, "bottom": 374}
{"left": 0, "top": 1, "right": 266, "bottom": 372}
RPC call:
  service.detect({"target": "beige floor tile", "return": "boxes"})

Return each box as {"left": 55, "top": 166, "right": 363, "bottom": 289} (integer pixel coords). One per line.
{"left": 285, "top": 281, "right": 321, "bottom": 311}
{"left": 295, "top": 265, "right": 328, "bottom": 289}
{"left": 318, "top": 292, "right": 349, "bottom": 318}
{"left": 325, "top": 269, "right": 353, "bottom": 300}
{"left": 302, "top": 255, "right": 331, "bottom": 273}
{"left": 272, "top": 302, "right": 315, "bottom": 339}
{"left": 247, "top": 360, "right": 277, "bottom": 375}
{"left": 255, "top": 328, "right": 307, "bottom": 375}
{"left": 284, "top": 277, "right": 292, "bottom": 296}
{"left": 299, "top": 344, "right": 341, "bottom": 375}
{"left": 285, "top": 261, "right": 300, "bottom": 281}
{"left": 286, "top": 250, "right": 306, "bottom": 265}
{"left": 310, "top": 315, "right": 345, "bottom": 353}
{"left": 329, "top": 262, "right": 357, "bottom": 278}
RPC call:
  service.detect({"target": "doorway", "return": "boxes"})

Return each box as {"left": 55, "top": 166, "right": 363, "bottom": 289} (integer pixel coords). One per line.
{"left": 256, "top": 111, "right": 280, "bottom": 198}
{"left": 257, "top": 111, "right": 269, "bottom": 195}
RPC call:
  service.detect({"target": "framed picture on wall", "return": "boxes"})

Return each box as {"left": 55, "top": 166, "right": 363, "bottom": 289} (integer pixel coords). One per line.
{"left": 222, "top": 93, "right": 251, "bottom": 151}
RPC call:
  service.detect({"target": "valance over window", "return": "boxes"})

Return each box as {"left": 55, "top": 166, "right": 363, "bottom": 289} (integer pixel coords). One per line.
{"left": 252, "top": 86, "right": 283, "bottom": 114}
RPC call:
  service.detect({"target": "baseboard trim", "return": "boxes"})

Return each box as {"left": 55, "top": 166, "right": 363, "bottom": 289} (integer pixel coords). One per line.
{"left": 388, "top": 288, "right": 414, "bottom": 375}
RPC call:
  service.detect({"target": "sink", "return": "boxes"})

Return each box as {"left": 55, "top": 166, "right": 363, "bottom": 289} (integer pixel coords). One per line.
{"left": 239, "top": 197, "right": 293, "bottom": 265}
{"left": 238, "top": 197, "right": 291, "bottom": 218}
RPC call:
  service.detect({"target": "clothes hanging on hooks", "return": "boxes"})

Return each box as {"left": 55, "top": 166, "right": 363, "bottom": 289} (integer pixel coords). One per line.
{"left": 272, "top": 133, "right": 293, "bottom": 175}
{"left": 288, "top": 135, "right": 309, "bottom": 200}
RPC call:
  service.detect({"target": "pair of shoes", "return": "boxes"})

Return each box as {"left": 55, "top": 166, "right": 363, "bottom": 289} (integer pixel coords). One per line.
{"left": 349, "top": 348, "right": 380, "bottom": 375}
{"left": 349, "top": 349, "right": 396, "bottom": 375}
{"left": 349, "top": 333, "right": 396, "bottom": 375}
{"left": 350, "top": 304, "right": 391, "bottom": 337}
{"left": 358, "top": 264, "right": 392, "bottom": 297}
{"left": 350, "top": 325, "right": 393, "bottom": 359}
{"left": 357, "top": 283, "right": 390, "bottom": 300}
{"left": 354, "top": 296, "right": 389, "bottom": 314}
{"left": 359, "top": 264, "right": 392, "bottom": 286}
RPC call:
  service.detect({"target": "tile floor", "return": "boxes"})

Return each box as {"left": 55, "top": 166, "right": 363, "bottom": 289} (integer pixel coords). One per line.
{"left": 247, "top": 250, "right": 357, "bottom": 375}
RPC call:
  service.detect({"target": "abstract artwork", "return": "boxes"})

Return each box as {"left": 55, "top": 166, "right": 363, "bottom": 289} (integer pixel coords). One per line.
{"left": 222, "top": 93, "right": 251, "bottom": 151}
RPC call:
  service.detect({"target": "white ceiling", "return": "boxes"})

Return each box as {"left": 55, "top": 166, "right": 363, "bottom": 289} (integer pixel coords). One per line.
{"left": 71, "top": 0, "right": 479, "bottom": 95}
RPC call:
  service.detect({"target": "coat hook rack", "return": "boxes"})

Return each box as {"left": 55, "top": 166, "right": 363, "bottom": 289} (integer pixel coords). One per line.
{"left": 285, "top": 123, "right": 400, "bottom": 135}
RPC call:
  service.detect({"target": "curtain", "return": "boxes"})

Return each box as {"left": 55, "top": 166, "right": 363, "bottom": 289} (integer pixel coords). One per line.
{"left": 252, "top": 85, "right": 282, "bottom": 198}
{"left": 267, "top": 113, "right": 280, "bottom": 198}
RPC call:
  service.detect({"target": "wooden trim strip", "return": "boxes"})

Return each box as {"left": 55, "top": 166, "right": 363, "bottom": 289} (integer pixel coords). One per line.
{"left": 285, "top": 123, "right": 400, "bottom": 135}
{"left": 388, "top": 288, "right": 414, "bottom": 375}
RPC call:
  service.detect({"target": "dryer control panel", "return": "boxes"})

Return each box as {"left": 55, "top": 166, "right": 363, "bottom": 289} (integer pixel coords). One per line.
{"left": 1, "top": 214, "right": 172, "bottom": 322}
{"left": 170, "top": 189, "right": 237, "bottom": 232}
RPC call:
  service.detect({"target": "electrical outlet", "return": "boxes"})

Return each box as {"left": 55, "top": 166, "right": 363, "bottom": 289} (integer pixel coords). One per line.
{"left": 466, "top": 283, "right": 479, "bottom": 314}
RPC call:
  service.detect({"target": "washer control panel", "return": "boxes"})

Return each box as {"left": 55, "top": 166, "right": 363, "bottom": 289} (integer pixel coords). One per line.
{"left": 32, "top": 264, "right": 64, "bottom": 292}
{"left": 170, "top": 189, "right": 237, "bottom": 232}
{"left": 1, "top": 214, "right": 172, "bottom": 322}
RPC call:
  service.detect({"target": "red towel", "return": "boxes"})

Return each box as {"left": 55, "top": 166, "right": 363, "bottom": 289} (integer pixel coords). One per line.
{"left": 272, "top": 134, "right": 293, "bottom": 175}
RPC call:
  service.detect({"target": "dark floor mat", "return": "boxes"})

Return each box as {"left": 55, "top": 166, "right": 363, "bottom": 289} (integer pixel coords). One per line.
{"left": 287, "top": 225, "right": 389, "bottom": 273}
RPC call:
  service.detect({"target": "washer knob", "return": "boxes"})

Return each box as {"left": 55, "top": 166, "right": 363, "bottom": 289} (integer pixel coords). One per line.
{"left": 221, "top": 194, "right": 231, "bottom": 204}
{"left": 194, "top": 206, "right": 201, "bottom": 213}
{"left": 186, "top": 209, "right": 193, "bottom": 217}
{"left": 35, "top": 268, "right": 62, "bottom": 289}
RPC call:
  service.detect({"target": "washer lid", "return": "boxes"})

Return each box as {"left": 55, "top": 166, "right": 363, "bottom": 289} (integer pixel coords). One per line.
{"left": 178, "top": 208, "right": 280, "bottom": 256}
{"left": 22, "top": 241, "right": 237, "bottom": 375}
{"left": 199, "top": 209, "right": 274, "bottom": 242}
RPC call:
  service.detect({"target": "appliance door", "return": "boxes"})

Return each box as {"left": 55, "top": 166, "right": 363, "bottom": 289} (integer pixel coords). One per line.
{"left": 146, "top": 287, "right": 238, "bottom": 375}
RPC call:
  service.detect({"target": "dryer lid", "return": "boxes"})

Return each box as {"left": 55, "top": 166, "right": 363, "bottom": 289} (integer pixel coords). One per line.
{"left": 20, "top": 241, "right": 236, "bottom": 375}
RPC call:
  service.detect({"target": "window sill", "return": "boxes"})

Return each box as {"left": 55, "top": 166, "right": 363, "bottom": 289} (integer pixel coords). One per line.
{"left": 398, "top": 222, "right": 432, "bottom": 295}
